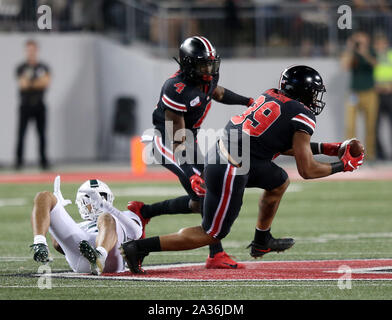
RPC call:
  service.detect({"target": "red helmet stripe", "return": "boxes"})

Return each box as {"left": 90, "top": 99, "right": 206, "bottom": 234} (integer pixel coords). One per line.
{"left": 194, "top": 36, "right": 215, "bottom": 57}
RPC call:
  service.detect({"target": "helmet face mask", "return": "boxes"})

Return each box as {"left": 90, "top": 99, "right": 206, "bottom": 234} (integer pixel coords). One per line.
{"left": 178, "top": 36, "right": 220, "bottom": 84}
{"left": 193, "top": 57, "right": 220, "bottom": 82}
{"left": 311, "top": 87, "right": 326, "bottom": 115}
{"left": 75, "top": 179, "right": 114, "bottom": 221}
{"left": 279, "top": 65, "right": 326, "bottom": 115}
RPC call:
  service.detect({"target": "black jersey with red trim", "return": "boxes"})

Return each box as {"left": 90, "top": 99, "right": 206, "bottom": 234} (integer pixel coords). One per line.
{"left": 223, "top": 88, "right": 317, "bottom": 161}
{"left": 152, "top": 70, "right": 219, "bottom": 136}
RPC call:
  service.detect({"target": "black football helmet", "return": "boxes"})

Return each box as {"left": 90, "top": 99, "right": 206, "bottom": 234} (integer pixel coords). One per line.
{"left": 176, "top": 36, "right": 221, "bottom": 83}
{"left": 279, "top": 65, "right": 326, "bottom": 115}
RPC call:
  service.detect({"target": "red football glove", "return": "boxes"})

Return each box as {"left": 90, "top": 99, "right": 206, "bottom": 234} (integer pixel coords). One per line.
{"left": 322, "top": 142, "right": 342, "bottom": 156}
{"left": 190, "top": 174, "right": 206, "bottom": 197}
{"left": 340, "top": 145, "right": 364, "bottom": 172}
{"left": 247, "top": 98, "right": 255, "bottom": 107}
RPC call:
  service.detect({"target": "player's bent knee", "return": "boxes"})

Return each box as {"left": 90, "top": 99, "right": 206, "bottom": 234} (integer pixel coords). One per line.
{"left": 178, "top": 226, "right": 216, "bottom": 246}
{"left": 189, "top": 200, "right": 201, "bottom": 213}
{"left": 281, "top": 178, "right": 290, "bottom": 191}
{"left": 34, "top": 191, "right": 55, "bottom": 205}
{"left": 262, "top": 179, "right": 290, "bottom": 204}
{"left": 273, "top": 178, "right": 290, "bottom": 196}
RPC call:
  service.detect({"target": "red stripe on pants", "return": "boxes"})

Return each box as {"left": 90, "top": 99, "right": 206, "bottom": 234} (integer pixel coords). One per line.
{"left": 209, "top": 165, "right": 235, "bottom": 237}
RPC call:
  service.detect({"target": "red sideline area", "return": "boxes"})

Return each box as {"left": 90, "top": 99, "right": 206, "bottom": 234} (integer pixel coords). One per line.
{"left": 0, "top": 170, "right": 178, "bottom": 184}
{"left": 102, "top": 259, "right": 392, "bottom": 281}
{"left": 0, "top": 166, "right": 391, "bottom": 183}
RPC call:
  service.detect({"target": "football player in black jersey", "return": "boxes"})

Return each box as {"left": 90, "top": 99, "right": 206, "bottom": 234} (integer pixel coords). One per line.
{"left": 128, "top": 36, "right": 254, "bottom": 269}
{"left": 128, "top": 36, "right": 254, "bottom": 268}
{"left": 121, "top": 65, "right": 365, "bottom": 274}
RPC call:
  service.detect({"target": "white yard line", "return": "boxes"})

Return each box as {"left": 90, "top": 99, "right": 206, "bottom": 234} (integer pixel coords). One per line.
{"left": 1, "top": 283, "right": 392, "bottom": 289}
{"left": 0, "top": 198, "right": 27, "bottom": 207}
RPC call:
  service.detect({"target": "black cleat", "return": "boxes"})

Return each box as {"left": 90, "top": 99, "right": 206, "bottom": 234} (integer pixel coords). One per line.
{"left": 247, "top": 237, "right": 295, "bottom": 258}
{"left": 120, "top": 240, "right": 148, "bottom": 274}
{"left": 30, "top": 243, "right": 51, "bottom": 263}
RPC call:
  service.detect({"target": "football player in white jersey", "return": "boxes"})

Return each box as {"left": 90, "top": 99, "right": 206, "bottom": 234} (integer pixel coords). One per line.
{"left": 30, "top": 176, "right": 143, "bottom": 275}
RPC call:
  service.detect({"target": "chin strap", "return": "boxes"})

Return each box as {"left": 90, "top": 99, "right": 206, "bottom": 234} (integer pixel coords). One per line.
{"left": 173, "top": 57, "right": 182, "bottom": 68}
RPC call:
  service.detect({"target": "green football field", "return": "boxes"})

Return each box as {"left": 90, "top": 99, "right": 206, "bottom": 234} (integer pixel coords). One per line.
{"left": 0, "top": 179, "right": 391, "bottom": 300}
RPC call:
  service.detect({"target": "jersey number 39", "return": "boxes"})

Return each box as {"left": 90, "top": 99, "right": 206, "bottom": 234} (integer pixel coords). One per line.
{"left": 231, "top": 95, "right": 281, "bottom": 137}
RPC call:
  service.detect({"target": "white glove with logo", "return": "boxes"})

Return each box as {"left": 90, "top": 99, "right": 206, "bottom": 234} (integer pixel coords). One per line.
{"left": 78, "top": 188, "right": 122, "bottom": 218}
{"left": 53, "top": 176, "right": 72, "bottom": 207}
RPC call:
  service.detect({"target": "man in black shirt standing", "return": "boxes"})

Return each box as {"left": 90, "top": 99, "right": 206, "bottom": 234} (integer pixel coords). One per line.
{"left": 15, "top": 39, "right": 51, "bottom": 170}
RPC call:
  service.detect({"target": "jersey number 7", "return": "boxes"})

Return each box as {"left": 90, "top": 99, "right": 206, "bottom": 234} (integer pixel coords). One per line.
{"left": 231, "top": 95, "right": 281, "bottom": 137}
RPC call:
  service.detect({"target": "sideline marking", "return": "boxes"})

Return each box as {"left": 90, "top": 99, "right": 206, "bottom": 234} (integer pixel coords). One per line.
{"left": 30, "top": 259, "right": 392, "bottom": 282}
{"left": 0, "top": 198, "right": 27, "bottom": 207}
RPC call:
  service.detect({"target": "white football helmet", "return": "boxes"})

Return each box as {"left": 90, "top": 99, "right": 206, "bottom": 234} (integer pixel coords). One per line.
{"left": 75, "top": 179, "right": 114, "bottom": 221}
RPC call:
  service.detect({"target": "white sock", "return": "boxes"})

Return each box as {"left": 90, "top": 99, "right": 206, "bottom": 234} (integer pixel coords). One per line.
{"left": 96, "top": 246, "right": 108, "bottom": 261}
{"left": 34, "top": 235, "right": 48, "bottom": 246}
{"left": 256, "top": 227, "right": 271, "bottom": 232}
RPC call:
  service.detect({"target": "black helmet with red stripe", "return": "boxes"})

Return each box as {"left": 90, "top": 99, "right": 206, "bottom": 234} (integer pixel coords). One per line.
{"left": 177, "top": 36, "right": 221, "bottom": 83}
{"left": 279, "top": 65, "right": 326, "bottom": 115}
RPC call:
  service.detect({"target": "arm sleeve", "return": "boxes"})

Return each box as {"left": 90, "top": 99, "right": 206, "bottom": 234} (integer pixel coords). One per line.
{"left": 219, "top": 87, "right": 253, "bottom": 106}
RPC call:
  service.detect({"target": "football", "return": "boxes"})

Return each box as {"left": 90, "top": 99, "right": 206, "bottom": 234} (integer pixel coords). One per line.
{"left": 338, "top": 139, "right": 365, "bottom": 158}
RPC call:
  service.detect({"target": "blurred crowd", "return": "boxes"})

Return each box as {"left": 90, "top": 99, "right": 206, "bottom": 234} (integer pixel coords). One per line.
{"left": 1, "top": 1, "right": 392, "bottom": 53}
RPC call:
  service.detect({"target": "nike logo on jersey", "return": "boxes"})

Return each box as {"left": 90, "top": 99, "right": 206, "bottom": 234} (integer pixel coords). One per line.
{"left": 190, "top": 96, "right": 200, "bottom": 107}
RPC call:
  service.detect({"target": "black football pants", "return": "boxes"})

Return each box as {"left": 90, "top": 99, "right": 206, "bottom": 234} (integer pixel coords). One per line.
{"left": 16, "top": 104, "right": 47, "bottom": 166}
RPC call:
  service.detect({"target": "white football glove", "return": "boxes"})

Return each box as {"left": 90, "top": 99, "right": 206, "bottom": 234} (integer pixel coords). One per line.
{"left": 53, "top": 176, "right": 72, "bottom": 207}
{"left": 78, "top": 188, "right": 109, "bottom": 212}
{"left": 78, "top": 188, "right": 123, "bottom": 219}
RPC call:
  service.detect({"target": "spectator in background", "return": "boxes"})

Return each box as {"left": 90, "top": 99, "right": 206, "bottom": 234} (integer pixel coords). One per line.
{"left": 18, "top": 0, "right": 38, "bottom": 30}
{"left": 15, "top": 39, "right": 51, "bottom": 170}
{"left": 223, "top": 0, "right": 241, "bottom": 56}
{"left": 373, "top": 32, "right": 392, "bottom": 160}
{"left": 341, "top": 31, "right": 378, "bottom": 161}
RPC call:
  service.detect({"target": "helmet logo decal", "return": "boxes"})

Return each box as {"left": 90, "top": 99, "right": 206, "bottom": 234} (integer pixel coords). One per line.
{"left": 89, "top": 179, "right": 99, "bottom": 188}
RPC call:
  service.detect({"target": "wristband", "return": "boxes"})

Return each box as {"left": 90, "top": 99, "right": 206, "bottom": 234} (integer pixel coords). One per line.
{"left": 331, "top": 161, "right": 344, "bottom": 174}
{"left": 310, "top": 142, "right": 323, "bottom": 155}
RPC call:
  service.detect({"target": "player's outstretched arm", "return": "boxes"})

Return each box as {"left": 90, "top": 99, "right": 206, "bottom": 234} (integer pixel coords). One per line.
{"left": 293, "top": 132, "right": 364, "bottom": 179}
{"left": 281, "top": 142, "right": 342, "bottom": 157}
{"left": 293, "top": 131, "right": 335, "bottom": 179}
